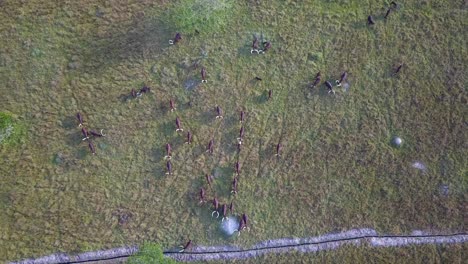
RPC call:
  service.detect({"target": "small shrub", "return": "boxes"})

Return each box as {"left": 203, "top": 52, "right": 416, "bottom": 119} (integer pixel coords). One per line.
{"left": 127, "top": 242, "right": 177, "bottom": 264}
{"left": 0, "top": 112, "right": 25, "bottom": 146}
{"left": 164, "top": 0, "right": 235, "bottom": 34}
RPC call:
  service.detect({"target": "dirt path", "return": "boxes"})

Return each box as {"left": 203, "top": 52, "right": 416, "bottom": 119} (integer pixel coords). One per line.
{"left": 10, "top": 228, "right": 467, "bottom": 263}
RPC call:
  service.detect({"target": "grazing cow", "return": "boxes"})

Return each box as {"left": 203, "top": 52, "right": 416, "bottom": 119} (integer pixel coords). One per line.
{"left": 221, "top": 204, "right": 228, "bottom": 221}
{"left": 205, "top": 174, "right": 213, "bottom": 186}
{"left": 336, "top": 71, "right": 348, "bottom": 86}
{"left": 90, "top": 129, "right": 105, "bottom": 137}
{"left": 255, "top": 76, "right": 262, "bottom": 81}
{"left": 367, "top": 15, "right": 375, "bottom": 25}
{"left": 325, "top": 81, "right": 335, "bottom": 94}
{"left": 186, "top": 131, "right": 192, "bottom": 144}
{"left": 240, "top": 111, "right": 245, "bottom": 123}
{"left": 199, "top": 188, "right": 206, "bottom": 204}
{"left": 175, "top": 117, "right": 183, "bottom": 132}
{"left": 251, "top": 35, "right": 260, "bottom": 54}
{"left": 384, "top": 8, "right": 392, "bottom": 19}
{"left": 215, "top": 106, "right": 223, "bottom": 119}
{"left": 179, "top": 239, "right": 192, "bottom": 253}
{"left": 237, "top": 142, "right": 242, "bottom": 153}
{"left": 311, "top": 71, "right": 321, "bottom": 88}
{"left": 237, "top": 126, "right": 245, "bottom": 144}
{"left": 235, "top": 161, "right": 240, "bottom": 175}
{"left": 231, "top": 177, "right": 238, "bottom": 194}
{"left": 212, "top": 197, "right": 220, "bottom": 218}
{"left": 137, "top": 86, "right": 150, "bottom": 97}
{"left": 242, "top": 213, "right": 249, "bottom": 230}
{"left": 81, "top": 127, "right": 90, "bottom": 141}
{"left": 201, "top": 67, "right": 207, "bottom": 83}
{"left": 268, "top": 89, "right": 272, "bottom": 101}
{"left": 76, "top": 112, "right": 84, "bottom": 127}
{"left": 261, "top": 41, "right": 271, "bottom": 53}
{"left": 88, "top": 141, "right": 96, "bottom": 155}
{"left": 207, "top": 139, "right": 214, "bottom": 154}
{"left": 170, "top": 99, "right": 176, "bottom": 112}
{"left": 275, "top": 143, "right": 282, "bottom": 156}
{"left": 166, "top": 160, "right": 172, "bottom": 175}
{"left": 229, "top": 201, "right": 234, "bottom": 214}
{"left": 169, "top": 32, "right": 182, "bottom": 45}
{"left": 165, "top": 143, "right": 172, "bottom": 159}
{"left": 237, "top": 217, "right": 245, "bottom": 235}
{"left": 392, "top": 63, "right": 403, "bottom": 76}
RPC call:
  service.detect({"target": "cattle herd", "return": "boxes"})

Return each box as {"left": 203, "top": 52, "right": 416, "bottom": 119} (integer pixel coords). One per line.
{"left": 74, "top": 2, "right": 403, "bottom": 252}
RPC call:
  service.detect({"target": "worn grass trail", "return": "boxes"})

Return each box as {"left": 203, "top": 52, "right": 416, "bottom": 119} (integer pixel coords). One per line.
{"left": 0, "top": 0, "right": 466, "bottom": 262}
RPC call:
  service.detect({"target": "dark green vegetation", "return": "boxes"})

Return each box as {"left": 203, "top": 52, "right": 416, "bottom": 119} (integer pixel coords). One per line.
{"left": 128, "top": 242, "right": 177, "bottom": 264}
{"left": 0, "top": 0, "right": 466, "bottom": 262}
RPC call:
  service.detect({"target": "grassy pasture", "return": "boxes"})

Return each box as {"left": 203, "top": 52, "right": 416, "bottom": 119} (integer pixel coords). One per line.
{"left": 0, "top": 0, "right": 466, "bottom": 262}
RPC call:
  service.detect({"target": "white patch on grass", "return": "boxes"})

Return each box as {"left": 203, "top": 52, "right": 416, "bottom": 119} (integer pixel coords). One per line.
{"left": 220, "top": 216, "right": 239, "bottom": 236}
{"left": 0, "top": 124, "right": 13, "bottom": 144}
{"left": 393, "top": 136, "right": 403, "bottom": 147}
{"left": 412, "top": 161, "right": 427, "bottom": 171}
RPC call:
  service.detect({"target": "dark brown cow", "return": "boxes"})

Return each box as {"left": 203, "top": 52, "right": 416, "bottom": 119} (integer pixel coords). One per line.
{"left": 76, "top": 112, "right": 84, "bottom": 127}
{"left": 392, "top": 63, "right": 403, "bottom": 76}
{"left": 201, "top": 67, "right": 207, "bottom": 83}
{"left": 186, "top": 131, "right": 192, "bottom": 144}
{"left": 165, "top": 143, "right": 172, "bottom": 159}
{"left": 237, "top": 126, "right": 245, "bottom": 144}
{"left": 207, "top": 139, "right": 214, "bottom": 154}
{"left": 231, "top": 177, "right": 238, "bottom": 194}
{"left": 215, "top": 106, "right": 223, "bottom": 119}
{"left": 325, "top": 81, "right": 335, "bottom": 94}
{"left": 221, "top": 204, "right": 228, "bottom": 221}
{"left": 384, "top": 8, "right": 392, "bottom": 19}
{"left": 240, "top": 111, "right": 245, "bottom": 123}
{"left": 81, "top": 127, "right": 90, "bottom": 141}
{"left": 251, "top": 35, "right": 260, "bottom": 54}
{"left": 242, "top": 213, "right": 249, "bottom": 230}
{"left": 275, "top": 143, "right": 282, "bottom": 156}
{"left": 170, "top": 99, "right": 176, "bottom": 112}
{"left": 336, "top": 71, "right": 348, "bottom": 86}
{"left": 166, "top": 160, "right": 172, "bottom": 175}
{"left": 170, "top": 32, "right": 182, "bottom": 45}
{"left": 88, "top": 140, "right": 96, "bottom": 155}
{"left": 311, "top": 71, "right": 321, "bottom": 88}
{"left": 179, "top": 239, "right": 192, "bottom": 252}
{"left": 235, "top": 161, "right": 240, "bottom": 175}
{"left": 90, "top": 129, "right": 105, "bottom": 137}
{"left": 237, "top": 217, "right": 245, "bottom": 235}
{"left": 137, "top": 86, "right": 150, "bottom": 97}
{"left": 211, "top": 197, "right": 220, "bottom": 218}
{"left": 199, "top": 188, "right": 206, "bottom": 204}
{"left": 176, "top": 117, "right": 183, "bottom": 132}
{"left": 205, "top": 174, "right": 213, "bottom": 186}
{"left": 261, "top": 41, "right": 271, "bottom": 53}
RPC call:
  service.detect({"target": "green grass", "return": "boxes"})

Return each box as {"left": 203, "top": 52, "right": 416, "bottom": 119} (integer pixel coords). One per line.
{"left": 0, "top": 0, "right": 466, "bottom": 262}
{"left": 163, "top": 0, "right": 238, "bottom": 35}
{"left": 197, "top": 243, "right": 467, "bottom": 264}
{"left": 0, "top": 112, "right": 26, "bottom": 147}
{"left": 128, "top": 242, "right": 177, "bottom": 264}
